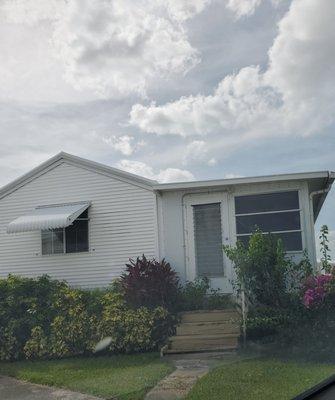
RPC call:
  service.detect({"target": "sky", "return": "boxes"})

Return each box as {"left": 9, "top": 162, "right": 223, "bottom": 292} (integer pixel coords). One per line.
{"left": 0, "top": 0, "right": 334, "bottom": 258}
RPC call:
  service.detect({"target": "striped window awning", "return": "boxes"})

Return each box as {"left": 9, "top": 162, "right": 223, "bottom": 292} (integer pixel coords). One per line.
{"left": 7, "top": 201, "right": 90, "bottom": 234}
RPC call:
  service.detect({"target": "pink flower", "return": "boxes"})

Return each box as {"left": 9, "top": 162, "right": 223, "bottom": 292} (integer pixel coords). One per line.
{"left": 303, "top": 289, "right": 316, "bottom": 308}
{"left": 302, "top": 274, "right": 333, "bottom": 308}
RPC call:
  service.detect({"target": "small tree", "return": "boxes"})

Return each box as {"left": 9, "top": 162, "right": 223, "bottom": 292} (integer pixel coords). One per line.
{"left": 319, "top": 225, "right": 332, "bottom": 273}
{"left": 223, "top": 230, "right": 291, "bottom": 308}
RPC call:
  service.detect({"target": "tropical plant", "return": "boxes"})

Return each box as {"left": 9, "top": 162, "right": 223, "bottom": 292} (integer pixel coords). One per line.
{"left": 120, "top": 255, "right": 180, "bottom": 310}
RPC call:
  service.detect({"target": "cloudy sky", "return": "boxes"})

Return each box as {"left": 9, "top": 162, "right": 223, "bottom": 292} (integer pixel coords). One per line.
{"left": 0, "top": 0, "right": 334, "bottom": 257}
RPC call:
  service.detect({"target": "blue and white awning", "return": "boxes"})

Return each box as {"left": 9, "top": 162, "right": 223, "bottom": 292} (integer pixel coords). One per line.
{"left": 7, "top": 202, "right": 90, "bottom": 233}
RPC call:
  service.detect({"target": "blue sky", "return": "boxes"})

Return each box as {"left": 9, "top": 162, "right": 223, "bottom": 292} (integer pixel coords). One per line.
{"left": 0, "top": 0, "right": 334, "bottom": 257}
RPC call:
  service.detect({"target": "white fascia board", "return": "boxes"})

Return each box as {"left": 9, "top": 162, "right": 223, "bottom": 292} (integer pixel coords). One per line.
{"left": 153, "top": 171, "right": 335, "bottom": 192}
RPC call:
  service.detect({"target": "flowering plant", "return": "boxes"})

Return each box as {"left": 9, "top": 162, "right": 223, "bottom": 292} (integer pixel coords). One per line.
{"left": 303, "top": 274, "right": 333, "bottom": 308}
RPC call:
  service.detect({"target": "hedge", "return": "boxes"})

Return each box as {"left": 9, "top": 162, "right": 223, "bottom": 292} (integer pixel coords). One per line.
{"left": 0, "top": 275, "right": 173, "bottom": 361}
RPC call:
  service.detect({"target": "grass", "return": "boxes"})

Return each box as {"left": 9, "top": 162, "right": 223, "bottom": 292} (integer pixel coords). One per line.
{"left": 0, "top": 353, "right": 173, "bottom": 400}
{"left": 185, "top": 358, "right": 335, "bottom": 400}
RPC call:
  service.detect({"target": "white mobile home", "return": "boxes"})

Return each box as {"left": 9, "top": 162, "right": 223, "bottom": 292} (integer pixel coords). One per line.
{"left": 0, "top": 152, "right": 333, "bottom": 291}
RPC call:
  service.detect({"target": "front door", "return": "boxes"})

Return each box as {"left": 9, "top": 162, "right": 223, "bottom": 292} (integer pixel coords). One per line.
{"left": 184, "top": 192, "right": 232, "bottom": 293}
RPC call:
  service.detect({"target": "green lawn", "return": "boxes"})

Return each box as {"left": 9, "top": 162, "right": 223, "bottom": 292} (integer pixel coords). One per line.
{"left": 186, "top": 358, "right": 335, "bottom": 400}
{"left": 0, "top": 353, "right": 173, "bottom": 400}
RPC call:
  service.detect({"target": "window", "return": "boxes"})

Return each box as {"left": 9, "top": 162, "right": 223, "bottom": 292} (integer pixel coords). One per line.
{"left": 234, "top": 191, "right": 303, "bottom": 251}
{"left": 193, "top": 203, "right": 224, "bottom": 277}
{"left": 41, "top": 210, "right": 89, "bottom": 255}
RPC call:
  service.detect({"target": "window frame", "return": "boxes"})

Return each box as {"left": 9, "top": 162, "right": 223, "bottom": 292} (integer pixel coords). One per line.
{"left": 233, "top": 189, "right": 305, "bottom": 254}
{"left": 41, "top": 210, "right": 90, "bottom": 256}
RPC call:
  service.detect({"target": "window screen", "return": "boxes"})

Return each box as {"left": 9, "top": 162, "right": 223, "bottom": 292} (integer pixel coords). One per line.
{"left": 235, "top": 191, "right": 299, "bottom": 214}
{"left": 235, "top": 191, "right": 302, "bottom": 252}
{"left": 42, "top": 228, "right": 64, "bottom": 255}
{"left": 42, "top": 210, "right": 89, "bottom": 255}
{"left": 193, "top": 203, "right": 224, "bottom": 277}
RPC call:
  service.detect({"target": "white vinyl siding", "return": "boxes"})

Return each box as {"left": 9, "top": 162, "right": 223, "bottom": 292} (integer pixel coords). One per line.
{"left": 0, "top": 162, "right": 157, "bottom": 288}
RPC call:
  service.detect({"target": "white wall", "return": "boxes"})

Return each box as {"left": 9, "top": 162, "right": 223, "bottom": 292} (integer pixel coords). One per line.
{"left": 159, "top": 179, "right": 316, "bottom": 291}
{"left": 0, "top": 161, "right": 157, "bottom": 288}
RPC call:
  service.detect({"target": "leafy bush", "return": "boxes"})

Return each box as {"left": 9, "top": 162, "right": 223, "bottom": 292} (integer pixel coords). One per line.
{"left": 223, "top": 230, "right": 310, "bottom": 308}
{"left": 245, "top": 305, "right": 299, "bottom": 340}
{"left": 231, "top": 226, "right": 335, "bottom": 362}
{"left": 0, "top": 274, "right": 173, "bottom": 361}
{"left": 0, "top": 274, "right": 67, "bottom": 359}
{"left": 24, "top": 326, "right": 48, "bottom": 359}
{"left": 178, "top": 277, "right": 234, "bottom": 311}
{"left": 96, "top": 291, "right": 172, "bottom": 353}
{"left": 222, "top": 230, "right": 316, "bottom": 344}
{"left": 120, "top": 255, "right": 180, "bottom": 311}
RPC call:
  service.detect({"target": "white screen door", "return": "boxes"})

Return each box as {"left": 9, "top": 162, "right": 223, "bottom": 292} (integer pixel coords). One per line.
{"left": 193, "top": 203, "right": 224, "bottom": 277}
{"left": 184, "top": 192, "right": 232, "bottom": 292}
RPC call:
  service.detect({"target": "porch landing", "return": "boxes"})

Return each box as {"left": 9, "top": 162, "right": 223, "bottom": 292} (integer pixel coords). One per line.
{"left": 163, "top": 309, "right": 240, "bottom": 354}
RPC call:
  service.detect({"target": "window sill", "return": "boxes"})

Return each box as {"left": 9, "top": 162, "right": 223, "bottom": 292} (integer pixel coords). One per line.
{"left": 40, "top": 250, "right": 91, "bottom": 257}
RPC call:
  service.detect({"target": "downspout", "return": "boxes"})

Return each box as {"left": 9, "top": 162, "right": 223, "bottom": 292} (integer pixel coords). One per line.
{"left": 154, "top": 190, "right": 163, "bottom": 260}
{"left": 309, "top": 172, "right": 331, "bottom": 269}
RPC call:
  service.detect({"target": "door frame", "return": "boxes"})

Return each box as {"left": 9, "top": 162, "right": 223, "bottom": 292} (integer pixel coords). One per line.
{"left": 183, "top": 192, "right": 233, "bottom": 291}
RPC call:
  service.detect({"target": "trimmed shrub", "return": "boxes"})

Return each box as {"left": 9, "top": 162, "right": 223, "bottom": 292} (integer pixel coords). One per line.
{"left": 96, "top": 291, "right": 172, "bottom": 353}
{"left": 0, "top": 274, "right": 173, "bottom": 361}
{"left": 24, "top": 326, "right": 48, "bottom": 359}
{"left": 0, "top": 274, "right": 67, "bottom": 359}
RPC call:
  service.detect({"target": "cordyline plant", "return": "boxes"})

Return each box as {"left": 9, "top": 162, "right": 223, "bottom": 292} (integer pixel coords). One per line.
{"left": 120, "top": 255, "right": 180, "bottom": 311}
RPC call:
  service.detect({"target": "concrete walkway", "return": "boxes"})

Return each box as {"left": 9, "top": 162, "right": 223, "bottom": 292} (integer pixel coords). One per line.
{"left": 145, "top": 351, "right": 245, "bottom": 400}
{"left": 0, "top": 376, "right": 102, "bottom": 400}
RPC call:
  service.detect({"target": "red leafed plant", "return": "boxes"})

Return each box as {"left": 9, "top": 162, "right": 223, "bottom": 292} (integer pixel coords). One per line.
{"left": 120, "top": 255, "right": 180, "bottom": 310}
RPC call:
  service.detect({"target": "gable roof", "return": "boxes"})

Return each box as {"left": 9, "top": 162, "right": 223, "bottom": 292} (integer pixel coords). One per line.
{"left": 0, "top": 152, "right": 157, "bottom": 200}
{"left": 0, "top": 152, "right": 333, "bottom": 222}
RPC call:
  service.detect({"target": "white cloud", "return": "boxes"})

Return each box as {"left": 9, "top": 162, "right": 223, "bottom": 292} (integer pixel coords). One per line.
{"left": 0, "top": 0, "right": 210, "bottom": 100}
{"left": 224, "top": 173, "right": 244, "bottom": 178}
{"left": 226, "top": 0, "right": 263, "bottom": 18}
{"left": 102, "top": 135, "right": 141, "bottom": 156}
{"left": 165, "top": 0, "right": 212, "bottom": 21}
{"left": 157, "top": 168, "right": 195, "bottom": 183}
{"left": 184, "top": 140, "right": 207, "bottom": 161}
{"left": 51, "top": 0, "right": 206, "bottom": 98}
{"left": 208, "top": 157, "right": 217, "bottom": 166}
{"left": 0, "top": 0, "right": 66, "bottom": 25}
{"left": 225, "top": 0, "right": 284, "bottom": 19}
{"left": 116, "top": 159, "right": 195, "bottom": 183}
{"left": 183, "top": 140, "right": 215, "bottom": 165}
{"left": 131, "top": 0, "right": 335, "bottom": 141}
{"left": 130, "top": 65, "right": 280, "bottom": 137}
{"left": 265, "top": 0, "right": 335, "bottom": 135}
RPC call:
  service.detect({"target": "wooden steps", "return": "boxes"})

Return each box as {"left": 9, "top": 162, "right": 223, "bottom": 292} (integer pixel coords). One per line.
{"left": 164, "top": 309, "right": 240, "bottom": 354}
{"left": 176, "top": 321, "right": 240, "bottom": 336}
